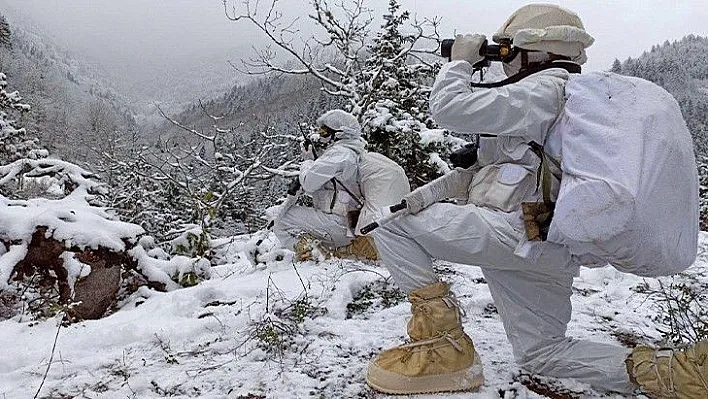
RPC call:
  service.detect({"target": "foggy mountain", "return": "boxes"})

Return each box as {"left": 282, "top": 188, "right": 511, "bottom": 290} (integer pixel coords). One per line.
{"left": 0, "top": 0, "right": 258, "bottom": 116}
{"left": 0, "top": 12, "right": 138, "bottom": 162}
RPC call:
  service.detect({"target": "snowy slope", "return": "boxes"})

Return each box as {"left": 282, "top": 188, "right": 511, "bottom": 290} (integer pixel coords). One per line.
{"left": 1, "top": 232, "right": 706, "bottom": 398}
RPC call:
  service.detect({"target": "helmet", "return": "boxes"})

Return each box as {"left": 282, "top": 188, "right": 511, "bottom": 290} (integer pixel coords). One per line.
{"left": 493, "top": 4, "right": 594, "bottom": 65}
{"left": 316, "top": 109, "right": 361, "bottom": 140}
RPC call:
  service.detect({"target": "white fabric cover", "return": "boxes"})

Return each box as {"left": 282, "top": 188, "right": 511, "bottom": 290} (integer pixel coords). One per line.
{"left": 494, "top": 3, "right": 586, "bottom": 40}
{"left": 404, "top": 167, "right": 475, "bottom": 214}
{"left": 548, "top": 72, "right": 699, "bottom": 277}
{"left": 273, "top": 205, "right": 353, "bottom": 251}
{"left": 512, "top": 26, "right": 593, "bottom": 65}
{"left": 372, "top": 202, "right": 635, "bottom": 394}
{"left": 296, "top": 135, "right": 409, "bottom": 236}
{"left": 275, "top": 137, "right": 364, "bottom": 250}
{"left": 340, "top": 145, "right": 410, "bottom": 235}
{"left": 493, "top": 3, "right": 594, "bottom": 64}
{"left": 316, "top": 109, "right": 362, "bottom": 140}
{"left": 430, "top": 61, "right": 568, "bottom": 228}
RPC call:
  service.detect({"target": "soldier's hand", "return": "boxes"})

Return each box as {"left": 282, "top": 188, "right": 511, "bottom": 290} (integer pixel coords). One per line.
{"left": 300, "top": 140, "right": 315, "bottom": 160}
{"left": 451, "top": 34, "right": 486, "bottom": 66}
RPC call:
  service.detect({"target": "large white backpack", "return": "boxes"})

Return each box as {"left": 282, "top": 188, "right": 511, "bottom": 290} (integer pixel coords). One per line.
{"left": 547, "top": 71, "right": 699, "bottom": 277}
{"left": 355, "top": 151, "right": 410, "bottom": 235}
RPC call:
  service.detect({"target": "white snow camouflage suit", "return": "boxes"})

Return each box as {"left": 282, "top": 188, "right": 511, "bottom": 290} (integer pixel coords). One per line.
{"left": 372, "top": 60, "right": 641, "bottom": 394}
{"left": 273, "top": 136, "right": 365, "bottom": 252}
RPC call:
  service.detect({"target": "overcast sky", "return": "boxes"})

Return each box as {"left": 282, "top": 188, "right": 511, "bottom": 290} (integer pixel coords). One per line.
{"left": 2, "top": 0, "right": 706, "bottom": 97}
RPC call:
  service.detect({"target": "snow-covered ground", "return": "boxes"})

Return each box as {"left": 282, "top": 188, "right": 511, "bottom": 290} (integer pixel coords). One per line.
{"left": 1, "top": 233, "right": 707, "bottom": 398}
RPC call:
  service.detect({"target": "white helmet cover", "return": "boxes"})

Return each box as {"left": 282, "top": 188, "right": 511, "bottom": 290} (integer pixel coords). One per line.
{"left": 493, "top": 3, "right": 594, "bottom": 64}
{"left": 316, "top": 109, "right": 362, "bottom": 140}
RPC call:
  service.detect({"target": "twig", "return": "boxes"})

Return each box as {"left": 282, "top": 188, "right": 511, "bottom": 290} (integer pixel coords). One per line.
{"left": 33, "top": 313, "right": 63, "bottom": 398}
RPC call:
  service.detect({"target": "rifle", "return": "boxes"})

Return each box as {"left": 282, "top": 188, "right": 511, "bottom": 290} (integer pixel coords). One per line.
{"left": 359, "top": 166, "right": 476, "bottom": 234}
{"left": 359, "top": 200, "right": 408, "bottom": 234}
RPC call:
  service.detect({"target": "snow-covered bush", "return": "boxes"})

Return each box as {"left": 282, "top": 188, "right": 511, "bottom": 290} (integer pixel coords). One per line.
{"left": 98, "top": 105, "right": 297, "bottom": 246}
{"left": 358, "top": 0, "right": 454, "bottom": 186}
{"left": 698, "top": 156, "right": 708, "bottom": 230}
{"left": 633, "top": 272, "right": 708, "bottom": 345}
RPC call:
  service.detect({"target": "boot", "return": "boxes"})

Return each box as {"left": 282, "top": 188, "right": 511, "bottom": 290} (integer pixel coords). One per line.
{"left": 627, "top": 341, "right": 708, "bottom": 398}
{"left": 293, "top": 234, "right": 323, "bottom": 261}
{"left": 365, "top": 282, "right": 484, "bottom": 394}
{"left": 331, "top": 236, "right": 379, "bottom": 261}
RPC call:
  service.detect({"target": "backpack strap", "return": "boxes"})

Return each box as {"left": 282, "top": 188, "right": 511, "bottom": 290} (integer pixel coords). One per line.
{"left": 331, "top": 146, "right": 365, "bottom": 209}
{"left": 528, "top": 141, "right": 562, "bottom": 206}
{"left": 470, "top": 61, "right": 581, "bottom": 89}
{"left": 336, "top": 176, "right": 364, "bottom": 208}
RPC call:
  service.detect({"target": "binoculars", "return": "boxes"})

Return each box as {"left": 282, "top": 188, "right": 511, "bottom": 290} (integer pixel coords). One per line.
{"left": 440, "top": 38, "right": 514, "bottom": 68}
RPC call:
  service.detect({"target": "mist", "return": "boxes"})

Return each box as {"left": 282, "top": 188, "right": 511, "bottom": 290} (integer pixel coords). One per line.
{"left": 2, "top": 0, "right": 706, "bottom": 110}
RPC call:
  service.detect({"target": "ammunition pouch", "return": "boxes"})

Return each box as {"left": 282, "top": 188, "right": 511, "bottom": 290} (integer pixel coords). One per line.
{"left": 522, "top": 201, "right": 555, "bottom": 241}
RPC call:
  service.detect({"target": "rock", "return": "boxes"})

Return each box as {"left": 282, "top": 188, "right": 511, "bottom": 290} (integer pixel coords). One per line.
{"left": 72, "top": 249, "right": 122, "bottom": 320}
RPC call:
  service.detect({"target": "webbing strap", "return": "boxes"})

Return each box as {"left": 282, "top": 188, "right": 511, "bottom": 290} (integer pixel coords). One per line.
{"left": 528, "top": 141, "right": 561, "bottom": 206}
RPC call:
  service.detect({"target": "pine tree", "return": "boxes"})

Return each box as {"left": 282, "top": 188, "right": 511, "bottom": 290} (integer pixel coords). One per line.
{"left": 0, "top": 14, "right": 10, "bottom": 47}
{"left": 0, "top": 72, "right": 46, "bottom": 165}
{"left": 357, "top": 0, "right": 448, "bottom": 187}
{"left": 610, "top": 58, "right": 622, "bottom": 73}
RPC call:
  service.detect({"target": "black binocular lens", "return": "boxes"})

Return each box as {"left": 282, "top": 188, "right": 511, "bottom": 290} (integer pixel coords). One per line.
{"left": 440, "top": 39, "right": 455, "bottom": 59}
{"left": 439, "top": 38, "right": 514, "bottom": 64}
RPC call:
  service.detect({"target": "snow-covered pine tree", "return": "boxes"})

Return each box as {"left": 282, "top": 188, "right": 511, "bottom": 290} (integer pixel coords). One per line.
{"left": 226, "top": 0, "right": 454, "bottom": 187}
{"left": 0, "top": 68, "right": 48, "bottom": 192}
{"left": 610, "top": 58, "right": 622, "bottom": 73}
{"left": 0, "top": 15, "right": 9, "bottom": 48}
{"left": 0, "top": 23, "right": 43, "bottom": 167}
{"left": 358, "top": 0, "right": 449, "bottom": 187}
{"left": 697, "top": 156, "right": 708, "bottom": 231}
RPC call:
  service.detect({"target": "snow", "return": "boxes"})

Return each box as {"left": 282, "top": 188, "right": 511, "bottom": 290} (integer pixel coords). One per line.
{"left": 2, "top": 230, "right": 706, "bottom": 398}
{"left": 0, "top": 190, "right": 145, "bottom": 292}
{"left": 419, "top": 128, "right": 467, "bottom": 149}
{"left": 0, "top": 194, "right": 143, "bottom": 252}
{"left": 0, "top": 245, "right": 27, "bottom": 291}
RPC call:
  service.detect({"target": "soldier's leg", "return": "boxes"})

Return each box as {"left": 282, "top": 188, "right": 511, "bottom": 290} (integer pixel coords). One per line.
{"left": 273, "top": 205, "right": 352, "bottom": 251}
{"left": 483, "top": 267, "right": 636, "bottom": 394}
{"left": 372, "top": 202, "right": 570, "bottom": 292}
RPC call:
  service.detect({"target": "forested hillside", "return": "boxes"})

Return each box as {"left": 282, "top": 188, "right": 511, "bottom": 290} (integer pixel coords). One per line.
{"left": 610, "top": 35, "right": 708, "bottom": 155}
{"left": 0, "top": 14, "right": 137, "bottom": 164}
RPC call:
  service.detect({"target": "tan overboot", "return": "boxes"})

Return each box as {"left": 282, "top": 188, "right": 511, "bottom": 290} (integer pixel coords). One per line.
{"left": 627, "top": 340, "right": 708, "bottom": 398}
{"left": 365, "top": 282, "right": 484, "bottom": 394}
{"left": 331, "top": 236, "right": 379, "bottom": 261}
{"left": 293, "top": 234, "right": 323, "bottom": 261}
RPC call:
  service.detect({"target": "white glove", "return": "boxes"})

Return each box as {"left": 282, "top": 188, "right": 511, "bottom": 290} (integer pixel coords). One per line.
{"left": 300, "top": 140, "right": 315, "bottom": 161}
{"left": 451, "top": 33, "right": 486, "bottom": 66}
